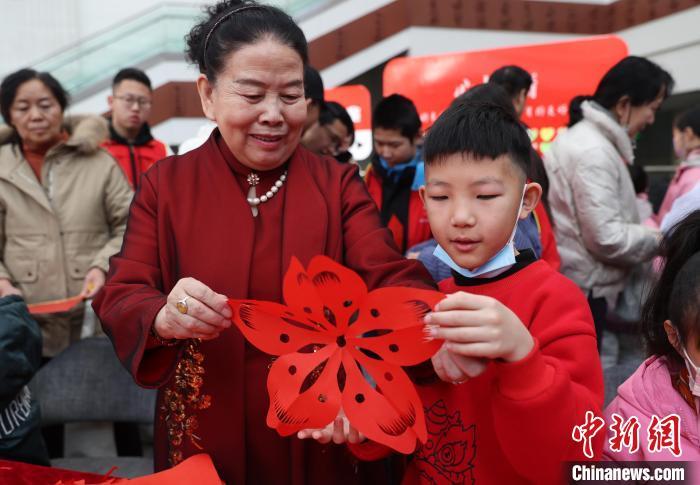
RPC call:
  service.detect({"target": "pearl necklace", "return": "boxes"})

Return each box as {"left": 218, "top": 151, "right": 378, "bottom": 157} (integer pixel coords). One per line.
{"left": 245, "top": 170, "right": 287, "bottom": 217}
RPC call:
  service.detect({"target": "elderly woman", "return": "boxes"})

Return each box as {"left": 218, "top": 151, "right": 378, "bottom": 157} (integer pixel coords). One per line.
{"left": 93, "top": 1, "right": 434, "bottom": 483}
{"left": 544, "top": 57, "right": 674, "bottom": 346}
{"left": 0, "top": 69, "right": 132, "bottom": 357}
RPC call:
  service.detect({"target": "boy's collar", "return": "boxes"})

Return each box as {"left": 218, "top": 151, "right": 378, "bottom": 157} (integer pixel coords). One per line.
{"left": 451, "top": 249, "right": 537, "bottom": 286}
{"left": 378, "top": 149, "right": 421, "bottom": 173}
{"left": 371, "top": 151, "right": 424, "bottom": 189}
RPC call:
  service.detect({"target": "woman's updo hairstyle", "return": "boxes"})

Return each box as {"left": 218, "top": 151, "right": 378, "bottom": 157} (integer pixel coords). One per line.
{"left": 185, "top": 0, "right": 308, "bottom": 84}
{"left": 567, "top": 95, "right": 594, "bottom": 127}
{"left": 593, "top": 56, "right": 674, "bottom": 110}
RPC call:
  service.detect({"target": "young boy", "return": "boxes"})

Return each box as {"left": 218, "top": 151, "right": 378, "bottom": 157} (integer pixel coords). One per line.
{"left": 365, "top": 94, "right": 432, "bottom": 253}
{"left": 352, "top": 102, "right": 604, "bottom": 484}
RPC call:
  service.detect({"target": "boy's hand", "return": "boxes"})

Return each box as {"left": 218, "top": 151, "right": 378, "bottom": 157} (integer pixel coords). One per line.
{"left": 431, "top": 342, "right": 488, "bottom": 384}
{"left": 425, "top": 291, "right": 534, "bottom": 363}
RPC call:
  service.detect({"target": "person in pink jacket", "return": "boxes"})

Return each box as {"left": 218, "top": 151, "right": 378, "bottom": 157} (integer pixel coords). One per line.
{"left": 604, "top": 209, "right": 700, "bottom": 463}
{"left": 655, "top": 106, "right": 700, "bottom": 224}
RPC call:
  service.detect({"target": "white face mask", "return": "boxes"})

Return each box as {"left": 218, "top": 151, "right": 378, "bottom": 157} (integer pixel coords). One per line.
{"left": 433, "top": 185, "right": 527, "bottom": 278}
{"left": 680, "top": 347, "right": 700, "bottom": 398}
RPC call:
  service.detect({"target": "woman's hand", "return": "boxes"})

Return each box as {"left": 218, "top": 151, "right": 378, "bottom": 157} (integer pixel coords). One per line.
{"left": 297, "top": 409, "right": 365, "bottom": 444}
{"left": 80, "top": 267, "right": 106, "bottom": 299}
{"left": 0, "top": 278, "right": 23, "bottom": 298}
{"left": 153, "top": 277, "right": 232, "bottom": 341}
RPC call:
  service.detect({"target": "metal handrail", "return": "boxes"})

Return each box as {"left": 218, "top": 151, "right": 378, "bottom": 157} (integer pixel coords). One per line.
{"left": 30, "top": 0, "right": 339, "bottom": 95}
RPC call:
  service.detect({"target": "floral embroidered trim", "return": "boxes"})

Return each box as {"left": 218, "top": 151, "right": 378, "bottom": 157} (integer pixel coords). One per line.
{"left": 161, "top": 339, "right": 212, "bottom": 466}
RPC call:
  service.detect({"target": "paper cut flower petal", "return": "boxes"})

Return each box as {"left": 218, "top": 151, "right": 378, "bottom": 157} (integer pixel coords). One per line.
{"left": 229, "top": 300, "right": 333, "bottom": 355}
{"left": 341, "top": 350, "right": 427, "bottom": 454}
{"left": 267, "top": 345, "right": 342, "bottom": 435}
{"left": 229, "top": 255, "right": 444, "bottom": 453}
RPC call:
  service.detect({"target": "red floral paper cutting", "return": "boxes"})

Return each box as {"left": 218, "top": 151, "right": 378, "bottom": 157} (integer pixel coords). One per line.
{"left": 228, "top": 255, "right": 444, "bottom": 453}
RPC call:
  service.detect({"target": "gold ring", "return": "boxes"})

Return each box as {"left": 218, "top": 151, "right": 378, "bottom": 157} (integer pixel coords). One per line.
{"left": 176, "top": 296, "right": 190, "bottom": 314}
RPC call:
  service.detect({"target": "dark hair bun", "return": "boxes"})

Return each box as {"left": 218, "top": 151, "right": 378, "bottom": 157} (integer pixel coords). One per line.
{"left": 185, "top": 0, "right": 248, "bottom": 73}
{"left": 184, "top": 0, "right": 307, "bottom": 82}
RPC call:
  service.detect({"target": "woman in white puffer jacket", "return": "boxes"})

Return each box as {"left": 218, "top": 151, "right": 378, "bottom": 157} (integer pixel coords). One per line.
{"left": 545, "top": 56, "right": 674, "bottom": 347}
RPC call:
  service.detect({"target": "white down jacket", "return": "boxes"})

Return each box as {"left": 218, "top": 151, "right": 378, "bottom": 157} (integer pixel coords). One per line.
{"left": 544, "top": 101, "right": 658, "bottom": 305}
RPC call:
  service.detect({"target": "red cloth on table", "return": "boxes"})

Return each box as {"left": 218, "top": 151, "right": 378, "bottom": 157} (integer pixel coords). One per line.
{"left": 0, "top": 453, "right": 220, "bottom": 484}
{"left": 0, "top": 459, "right": 113, "bottom": 485}
{"left": 93, "top": 130, "right": 434, "bottom": 485}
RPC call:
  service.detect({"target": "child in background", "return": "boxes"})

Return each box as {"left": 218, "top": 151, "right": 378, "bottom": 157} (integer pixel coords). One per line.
{"left": 364, "top": 95, "right": 432, "bottom": 254}
{"left": 604, "top": 209, "right": 700, "bottom": 462}
{"left": 655, "top": 106, "right": 700, "bottom": 224}
{"left": 351, "top": 102, "right": 603, "bottom": 484}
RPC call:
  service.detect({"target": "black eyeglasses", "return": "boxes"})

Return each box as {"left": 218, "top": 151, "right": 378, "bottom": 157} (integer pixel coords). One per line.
{"left": 114, "top": 95, "right": 152, "bottom": 109}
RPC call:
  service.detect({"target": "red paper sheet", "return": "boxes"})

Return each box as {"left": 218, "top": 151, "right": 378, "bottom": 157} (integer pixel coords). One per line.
{"left": 27, "top": 295, "right": 83, "bottom": 315}
{"left": 229, "top": 255, "right": 444, "bottom": 453}
{"left": 0, "top": 459, "right": 115, "bottom": 485}
{"left": 0, "top": 454, "right": 220, "bottom": 485}
{"left": 128, "top": 454, "right": 220, "bottom": 484}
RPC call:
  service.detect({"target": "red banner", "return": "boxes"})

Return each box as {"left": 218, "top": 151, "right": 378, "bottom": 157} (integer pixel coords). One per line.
{"left": 383, "top": 35, "right": 628, "bottom": 152}
{"left": 325, "top": 84, "right": 373, "bottom": 160}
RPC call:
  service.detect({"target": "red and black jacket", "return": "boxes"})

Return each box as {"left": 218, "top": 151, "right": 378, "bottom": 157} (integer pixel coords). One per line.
{"left": 364, "top": 156, "right": 432, "bottom": 253}
{"left": 102, "top": 121, "right": 169, "bottom": 189}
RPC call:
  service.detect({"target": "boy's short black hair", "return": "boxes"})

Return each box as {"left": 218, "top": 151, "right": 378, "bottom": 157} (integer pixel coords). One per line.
{"left": 489, "top": 65, "right": 532, "bottom": 99}
{"left": 372, "top": 94, "right": 421, "bottom": 140}
{"left": 423, "top": 101, "right": 531, "bottom": 179}
{"left": 113, "top": 67, "right": 152, "bottom": 90}
{"left": 451, "top": 83, "right": 515, "bottom": 116}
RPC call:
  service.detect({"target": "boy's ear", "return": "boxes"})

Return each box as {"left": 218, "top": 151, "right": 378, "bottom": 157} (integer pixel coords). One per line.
{"left": 418, "top": 185, "right": 427, "bottom": 207}
{"left": 519, "top": 182, "right": 542, "bottom": 219}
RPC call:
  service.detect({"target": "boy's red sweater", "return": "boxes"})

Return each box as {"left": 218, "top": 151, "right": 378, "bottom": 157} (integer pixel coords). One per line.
{"left": 351, "top": 255, "right": 604, "bottom": 484}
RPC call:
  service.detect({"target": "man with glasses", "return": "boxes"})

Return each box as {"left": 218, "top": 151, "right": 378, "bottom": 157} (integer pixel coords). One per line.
{"left": 301, "top": 101, "right": 354, "bottom": 158}
{"left": 102, "top": 68, "right": 171, "bottom": 189}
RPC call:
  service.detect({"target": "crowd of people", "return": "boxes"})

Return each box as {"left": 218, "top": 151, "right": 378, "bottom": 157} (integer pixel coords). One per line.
{"left": 1, "top": 0, "right": 700, "bottom": 483}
